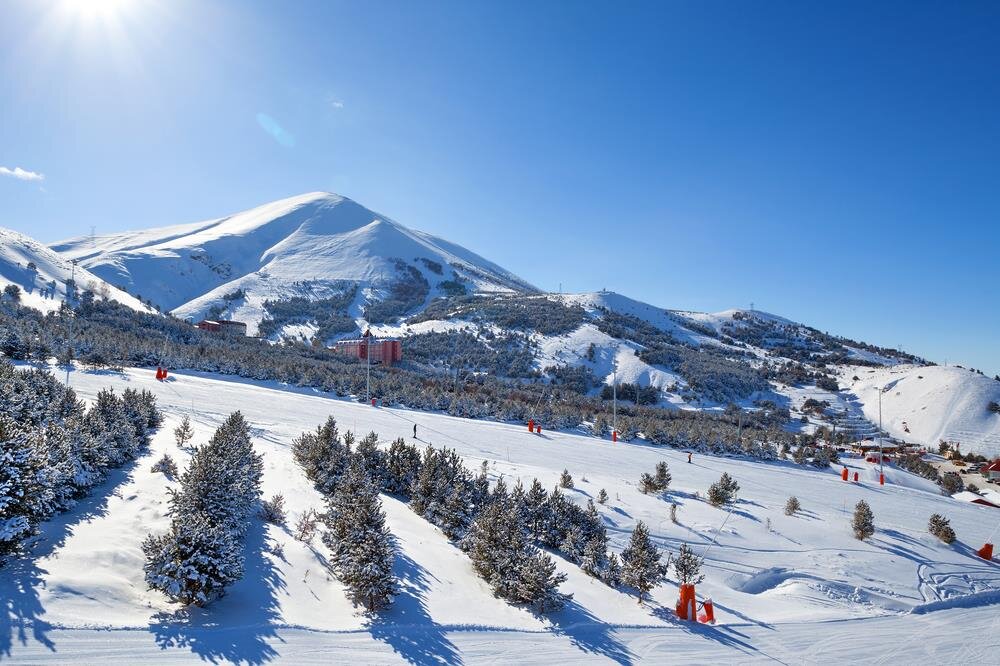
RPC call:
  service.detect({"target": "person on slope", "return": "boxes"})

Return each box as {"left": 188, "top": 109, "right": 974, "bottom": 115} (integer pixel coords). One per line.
{"left": 413, "top": 423, "right": 418, "bottom": 439}
{"left": 688, "top": 452, "right": 692, "bottom": 464}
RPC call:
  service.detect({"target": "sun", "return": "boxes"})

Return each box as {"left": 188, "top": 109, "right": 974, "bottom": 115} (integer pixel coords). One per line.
{"left": 60, "top": 0, "right": 134, "bottom": 22}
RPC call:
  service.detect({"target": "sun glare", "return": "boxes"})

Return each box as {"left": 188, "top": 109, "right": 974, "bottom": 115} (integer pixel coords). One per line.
{"left": 61, "top": 0, "right": 133, "bottom": 22}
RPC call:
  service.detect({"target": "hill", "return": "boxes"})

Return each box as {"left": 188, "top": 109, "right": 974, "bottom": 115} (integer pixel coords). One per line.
{"left": 52, "top": 192, "right": 537, "bottom": 332}
{"left": 0, "top": 226, "right": 152, "bottom": 314}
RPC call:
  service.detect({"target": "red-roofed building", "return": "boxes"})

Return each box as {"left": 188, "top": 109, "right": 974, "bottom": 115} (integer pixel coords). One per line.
{"left": 983, "top": 460, "right": 1000, "bottom": 482}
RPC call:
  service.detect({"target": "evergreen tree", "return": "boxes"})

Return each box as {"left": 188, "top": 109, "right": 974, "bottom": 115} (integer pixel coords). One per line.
{"left": 524, "top": 478, "right": 549, "bottom": 541}
{"left": 784, "top": 496, "right": 801, "bottom": 516}
{"left": 708, "top": 472, "right": 740, "bottom": 507}
{"left": 440, "top": 481, "right": 474, "bottom": 541}
{"left": 928, "top": 513, "right": 956, "bottom": 544}
{"left": 559, "top": 469, "right": 574, "bottom": 489}
{"left": 639, "top": 472, "right": 658, "bottom": 494}
{"left": 852, "top": 500, "right": 875, "bottom": 540}
{"left": 322, "top": 458, "right": 398, "bottom": 611}
{"left": 0, "top": 417, "right": 34, "bottom": 556}
{"left": 385, "top": 438, "right": 421, "bottom": 496}
{"left": 174, "top": 414, "right": 194, "bottom": 449}
{"left": 673, "top": 543, "right": 704, "bottom": 585}
{"left": 654, "top": 461, "right": 671, "bottom": 490}
{"left": 597, "top": 488, "right": 608, "bottom": 504}
{"left": 142, "top": 511, "right": 242, "bottom": 606}
{"left": 604, "top": 551, "right": 622, "bottom": 586}
{"left": 621, "top": 521, "right": 665, "bottom": 602}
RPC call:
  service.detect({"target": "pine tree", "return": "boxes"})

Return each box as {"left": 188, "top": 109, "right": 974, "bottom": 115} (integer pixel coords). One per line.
{"left": 639, "top": 472, "right": 658, "bottom": 494}
{"left": 604, "top": 551, "right": 622, "bottom": 586}
{"left": 673, "top": 543, "right": 704, "bottom": 585}
{"left": 708, "top": 472, "right": 739, "bottom": 507}
{"left": 524, "top": 478, "right": 549, "bottom": 541}
{"left": 621, "top": 521, "right": 665, "bottom": 603}
{"left": 0, "top": 416, "right": 35, "bottom": 556}
{"left": 597, "top": 488, "right": 608, "bottom": 504}
{"left": 784, "top": 496, "right": 801, "bottom": 516}
{"left": 852, "top": 500, "right": 875, "bottom": 540}
{"left": 142, "top": 511, "right": 243, "bottom": 606}
{"left": 559, "top": 469, "right": 574, "bottom": 489}
{"left": 385, "top": 438, "right": 421, "bottom": 497}
{"left": 322, "top": 458, "right": 398, "bottom": 611}
{"left": 928, "top": 513, "right": 956, "bottom": 544}
{"left": 440, "top": 481, "right": 474, "bottom": 541}
{"left": 654, "top": 461, "right": 671, "bottom": 490}
{"left": 560, "top": 524, "right": 586, "bottom": 563}
{"left": 581, "top": 536, "right": 609, "bottom": 579}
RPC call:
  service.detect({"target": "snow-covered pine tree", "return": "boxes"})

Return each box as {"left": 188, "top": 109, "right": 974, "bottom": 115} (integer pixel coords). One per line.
{"left": 560, "top": 524, "right": 586, "bottom": 563}
{"left": 142, "top": 510, "right": 243, "bottom": 606}
{"left": 0, "top": 416, "right": 35, "bottom": 556}
{"left": 639, "top": 472, "right": 658, "bottom": 494}
{"left": 559, "top": 469, "right": 574, "bottom": 489}
{"left": 605, "top": 551, "right": 622, "bottom": 586}
{"left": 928, "top": 513, "right": 956, "bottom": 544}
{"left": 673, "top": 543, "right": 704, "bottom": 585}
{"left": 174, "top": 414, "right": 194, "bottom": 449}
{"left": 654, "top": 461, "right": 671, "bottom": 490}
{"left": 621, "top": 521, "right": 665, "bottom": 603}
{"left": 597, "top": 488, "right": 609, "bottom": 504}
{"left": 322, "top": 458, "right": 398, "bottom": 611}
{"left": 440, "top": 480, "right": 474, "bottom": 541}
{"left": 524, "top": 478, "right": 549, "bottom": 541}
{"left": 852, "top": 500, "right": 875, "bottom": 540}
{"left": 385, "top": 438, "right": 421, "bottom": 496}
{"left": 784, "top": 496, "right": 801, "bottom": 516}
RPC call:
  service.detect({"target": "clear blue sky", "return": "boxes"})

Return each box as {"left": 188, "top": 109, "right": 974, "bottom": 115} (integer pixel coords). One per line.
{"left": 2, "top": 0, "right": 998, "bottom": 375}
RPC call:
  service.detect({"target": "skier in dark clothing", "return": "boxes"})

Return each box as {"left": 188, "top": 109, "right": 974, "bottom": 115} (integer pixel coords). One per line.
{"left": 687, "top": 452, "right": 692, "bottom": 464}
{"left": 413, "top": 423, "right": 417, "bottom": 439}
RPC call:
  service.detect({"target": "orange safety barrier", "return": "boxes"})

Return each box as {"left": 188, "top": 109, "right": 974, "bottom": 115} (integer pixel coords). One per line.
{"left": 698, "top": 598, "right": 716, "bottom": 624}
{"left": 842, "top": 467, "right": 849, "bottom": 481}
{"left": 978, "top": 543, "right": 994, "bottom": 560}
{"left": 371, "top": 398, "right": 377, "bottom": 407}
{"left": 853, "top": 471, "right": 859, "bottom": 483}
{"left": 612, "top": 430, "right": 617, "bottom": 443}
{"left": 676, "top": 583, "right": 696, "bottom": 621}
{"left": 536, "top": 425, "right": 542, "bottom": 435}
{"left": 528, "top": 419, "right": 534, "bottom": 432}
{"left": 880, "top": 473, "right": 885, "bottom": 486}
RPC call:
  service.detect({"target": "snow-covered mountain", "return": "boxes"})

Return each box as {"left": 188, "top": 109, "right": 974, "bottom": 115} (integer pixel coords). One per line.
{"left": 52, "top": 192, "right": 537, "bottom": 330}
{"left": 0, "top": 226, "right": 152, "bottom": 314}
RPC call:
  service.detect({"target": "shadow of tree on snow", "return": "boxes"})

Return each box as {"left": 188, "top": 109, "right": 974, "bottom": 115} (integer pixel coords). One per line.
{"left": 147, "top": 519, "right": 283, "bottom": 665}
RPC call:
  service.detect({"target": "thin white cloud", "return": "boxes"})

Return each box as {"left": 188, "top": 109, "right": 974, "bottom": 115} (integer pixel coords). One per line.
{"left": 331, "top": 100, "right": 344, "bottom": 109}
{"left": 0, "top": 166, "right": 45, "bottom": 181}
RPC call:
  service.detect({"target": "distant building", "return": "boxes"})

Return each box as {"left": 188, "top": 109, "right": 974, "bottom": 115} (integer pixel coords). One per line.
{"left": 332, "top": 330, "right": 402, "bottom": 366}
{"left": 983, "top": 460, "right": 1000, "bottom": 481}
{"left": 196, "top": 319, "right": 247, "bottom": 337}
{"left": 951, "top": 491, "right": 1000, "bottom": 508}
{"left": 851, "top": 440, "right": 901, "bottom": 456}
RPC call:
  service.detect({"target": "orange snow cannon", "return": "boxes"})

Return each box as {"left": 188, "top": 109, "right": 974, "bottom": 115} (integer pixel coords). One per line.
{"left": 528, "top": 419, "right": 534, "bottom": 432}
{"left": 698, "top": 597, "right": 716, "bottom": 624}
{"left": 676, "top": 583, "right": 696, "bottom": 621}
{"left": 842, "top": 467, "right": 848, "bottom": 481}
{"left": 612, "top": 430, "right": 617, "bottom": 442}
{"left": 977, "top": 543, "right": 994, "bottom": 561}
{"left": 853, "top": 471, "right": 859, "bottom": 483}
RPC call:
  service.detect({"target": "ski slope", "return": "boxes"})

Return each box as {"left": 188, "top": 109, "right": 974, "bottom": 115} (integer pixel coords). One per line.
{"left": 0, "top": 227, "right": 152, "bottom": 314}
{"left": 843, "top": 364, "right": 1000, "bottom": 456}
{"left": 4, "top": 364, "right": 999, "bottom": 663}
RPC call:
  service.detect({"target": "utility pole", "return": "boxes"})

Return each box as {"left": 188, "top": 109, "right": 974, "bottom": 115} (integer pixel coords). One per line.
{"left": 65, "top": 260, "right": 78, "bottom": 387}
{"left": 878, "top": 386, "right": 884, "bottom": 485}
{"left": 612, "top": 367, "right": 618, "bottom": 434}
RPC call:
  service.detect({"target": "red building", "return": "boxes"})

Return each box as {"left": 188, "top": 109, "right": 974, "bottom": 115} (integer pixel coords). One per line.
{"left": 332, "top": 330, "right": 402, "bottom": 366}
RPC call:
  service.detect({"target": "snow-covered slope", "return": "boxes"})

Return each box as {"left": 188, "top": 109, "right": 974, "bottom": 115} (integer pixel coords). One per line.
{"left": 5, "top": 364, "right": 1000, "bottom": 662}
{"left": 844, "top": 364, "right": 1000, "bottom": 456}
{"left": 0, "top": 227, "right": 152, "bottom": 314}
{"left": 52, "top": 192, "right": 537, "bottom": 327}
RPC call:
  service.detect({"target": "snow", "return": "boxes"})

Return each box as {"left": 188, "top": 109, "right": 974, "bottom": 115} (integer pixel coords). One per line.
{"left": 4, "top": 364, "right": 999, "bottom": 662}
{"left": 0, "top": 227, "right": 152, "bottom": 314}
{"left": 841, "top": 364, "right": 1000, "bottom": 456}
{"left": 51, "top": 193, "right": 537, "bottom": 327}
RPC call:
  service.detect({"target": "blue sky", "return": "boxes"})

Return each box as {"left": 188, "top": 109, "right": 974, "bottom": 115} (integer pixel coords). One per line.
{"left": 1, "top": 0, "right": 998, "bottom": 375}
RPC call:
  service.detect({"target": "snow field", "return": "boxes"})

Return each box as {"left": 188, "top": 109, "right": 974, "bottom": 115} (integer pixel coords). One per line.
{"left": 5, "top": 364, "right": 1000, "bottom": 663}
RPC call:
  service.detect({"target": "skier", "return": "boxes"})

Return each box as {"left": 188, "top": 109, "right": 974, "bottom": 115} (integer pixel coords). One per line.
{"left": 413, "top": 423, "right": 417, "bottom": 439}
{"left": 687, "top": 452, "right": 692, "bottom": 464}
